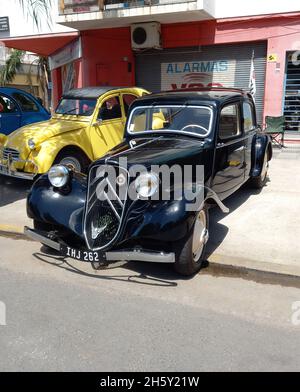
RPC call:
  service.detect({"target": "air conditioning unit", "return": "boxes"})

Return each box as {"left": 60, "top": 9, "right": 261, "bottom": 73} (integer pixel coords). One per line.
{"left": 131, "top": 22, "right": 161, "bottom": 50}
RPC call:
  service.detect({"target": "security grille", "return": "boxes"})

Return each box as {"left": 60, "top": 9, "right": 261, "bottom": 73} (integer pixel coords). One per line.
{"left": 283, "top": 53, "right": 300, "bottom": 132}
{"left": 2, "top": 147, "right": 20, "bottom": 161}
{"left": 84, "top": 164, "right": 128, "bottom": 251}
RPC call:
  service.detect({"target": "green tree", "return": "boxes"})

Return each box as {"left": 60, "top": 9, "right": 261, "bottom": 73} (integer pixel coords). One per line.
{"left": 0, "top": 49, "right": 24, "bottom": 86}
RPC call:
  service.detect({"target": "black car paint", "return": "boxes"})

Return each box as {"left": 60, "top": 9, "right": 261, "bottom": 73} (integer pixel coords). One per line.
{"left": 27, "top": 90, "right": 272, "bottom": 253}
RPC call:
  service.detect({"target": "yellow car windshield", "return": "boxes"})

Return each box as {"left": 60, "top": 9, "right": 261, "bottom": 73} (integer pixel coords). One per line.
{"left": 56, "top": 98, "right": 97, "bottom": 116}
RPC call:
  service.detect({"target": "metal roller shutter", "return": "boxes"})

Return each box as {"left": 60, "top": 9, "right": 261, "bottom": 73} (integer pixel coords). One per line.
{"left": 135, "top": 41, "right": 267, "bottom": 123}
{"left": 283, "top": 52, "right": 300, "bottom": 132}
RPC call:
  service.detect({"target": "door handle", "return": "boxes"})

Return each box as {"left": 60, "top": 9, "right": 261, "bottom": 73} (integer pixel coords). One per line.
{"left": 235, "top": 146, "right": 246, "bottom": 152}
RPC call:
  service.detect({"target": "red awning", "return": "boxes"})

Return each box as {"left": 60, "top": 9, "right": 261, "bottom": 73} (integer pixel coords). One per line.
{"left": 1, "top": 32, "right": 79, "bottom": 57}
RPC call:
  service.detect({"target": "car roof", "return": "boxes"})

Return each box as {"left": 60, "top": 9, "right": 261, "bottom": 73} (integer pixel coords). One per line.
{"left": 0, "top": 87, "right": 36, "bottom": 97}
{"left": 132, "top": 88, "right": 253, "bottom": 107}
{"left": 62, "top": 86, "right": 134, "bottom": 100}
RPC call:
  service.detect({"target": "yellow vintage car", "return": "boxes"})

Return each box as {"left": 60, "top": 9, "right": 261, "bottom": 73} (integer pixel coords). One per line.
{"left": 0, "top": 86, "right": 148, "bottom": 179}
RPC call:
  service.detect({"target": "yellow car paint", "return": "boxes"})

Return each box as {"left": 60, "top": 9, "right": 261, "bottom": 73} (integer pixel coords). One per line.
{"left": 0, "top": 87, "right": 148, "bottom": 176}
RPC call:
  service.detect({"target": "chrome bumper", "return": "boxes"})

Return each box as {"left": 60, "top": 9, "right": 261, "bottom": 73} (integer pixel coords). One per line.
{"left": 0, "top": 158, "right": 37, "bottom": 180}
{"left": 24, "top": 226, "right": 61, "bottom": 251}
{"left": 24, "top": 227, "right": 176, "bottom": 264}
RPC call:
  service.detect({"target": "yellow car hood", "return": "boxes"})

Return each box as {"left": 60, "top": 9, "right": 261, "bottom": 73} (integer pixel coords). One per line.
{"left": 3, "top": 117, "right": 88, "bottom": 159}
{"left": 5, "top": 117, "right": 88, "bottom": 147}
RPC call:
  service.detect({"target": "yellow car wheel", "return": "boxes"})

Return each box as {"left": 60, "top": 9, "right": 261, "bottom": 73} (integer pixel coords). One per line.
{"left": 54, "top": 149, "right": 89, "bottom": 174}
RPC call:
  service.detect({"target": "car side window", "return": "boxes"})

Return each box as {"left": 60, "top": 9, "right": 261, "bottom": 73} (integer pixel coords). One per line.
{"left": 219, "top": 104, "right": 241, "bottom": 140}
{"left": 0, "top": 94, "right": 18, "bottom": 113}
{"left": 122, "top": 94, "right": 137, "bottom": 116}
{"left": 12, "top": 92, "right": 39, "bottom": 112}
{"left": 98, "top": 96, "right": 122, "bottom": 121}
{"left": 243, "top": 102, "right": 255, "bottom": 132}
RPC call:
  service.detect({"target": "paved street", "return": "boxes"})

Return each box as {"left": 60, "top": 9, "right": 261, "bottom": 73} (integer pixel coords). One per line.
{"left": 0, "top": 236, "right": 300, "bottom": 372}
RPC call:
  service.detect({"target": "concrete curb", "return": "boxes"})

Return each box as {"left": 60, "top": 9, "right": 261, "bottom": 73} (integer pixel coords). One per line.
{"left": 0, "top": 225, "right": 30, "bottom": 240}
{"left": 207, "top": 254, "right": 300, "bottom": 287}
{"left": 1, "top": 226, "right": 300, "bottom": 286}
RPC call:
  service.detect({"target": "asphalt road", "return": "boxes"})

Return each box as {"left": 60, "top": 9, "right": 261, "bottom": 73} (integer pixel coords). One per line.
{"left": 0, "top": 236, "right": 300, "bottom": 372}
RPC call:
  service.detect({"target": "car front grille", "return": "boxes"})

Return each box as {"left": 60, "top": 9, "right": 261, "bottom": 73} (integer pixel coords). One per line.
{"left": 84, "top": 163, "right": 128, "bottom": 251}
{"left": 2, "top": 147, "right": 20, "bottom": 161}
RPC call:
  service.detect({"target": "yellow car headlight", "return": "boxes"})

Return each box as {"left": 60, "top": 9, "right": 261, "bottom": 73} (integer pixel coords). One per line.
{"left": 28, "top": 138, "right": 36, "bottom": 150}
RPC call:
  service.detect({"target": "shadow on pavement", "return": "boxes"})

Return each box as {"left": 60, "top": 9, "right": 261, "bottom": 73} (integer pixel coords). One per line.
{"left": 206, "top": 181, "right": 266, "bottom": 258}
{"left": 0, "top": 175, "right": 32, "bottom": 207}
{"left": 33, "top": 250, "right": 179, "bottom": 287}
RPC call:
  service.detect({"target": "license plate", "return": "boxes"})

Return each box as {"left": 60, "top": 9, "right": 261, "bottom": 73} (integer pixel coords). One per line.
{"left": 61, "top": 245, "right": 105, "bottom": 263}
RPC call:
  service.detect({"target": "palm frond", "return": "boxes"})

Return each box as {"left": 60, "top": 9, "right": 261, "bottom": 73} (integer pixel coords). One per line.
{"left": 0, "top": 50, "right": 25, "bottom": 86}
{"left": 18, "top": 0, "right": 52, "bottom": 30}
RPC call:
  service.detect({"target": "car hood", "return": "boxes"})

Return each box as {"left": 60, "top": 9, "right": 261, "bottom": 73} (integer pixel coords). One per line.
{"left": 100, "top": 136, "right": 209, "bottom": 168}
{"left": 4, "top": 118, "right": 88, "bottom": 159}
{"left": 3, "top": 117, "right": 88, "bottom": 153}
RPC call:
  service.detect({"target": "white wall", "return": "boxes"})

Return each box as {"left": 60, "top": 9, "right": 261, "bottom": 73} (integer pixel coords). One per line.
{"left": 212, "top": 0, "right": 300, "bottom": 19}
{"left": 0, "top": 0, "right": 75, "bottom": 37}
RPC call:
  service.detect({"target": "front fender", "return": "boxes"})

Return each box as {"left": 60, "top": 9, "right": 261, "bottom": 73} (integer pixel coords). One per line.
{"left": 120, "top": 190, "right": 228, "bottom": 244}
{"left": 250, "top": 134, "right": 272, "bottom": 178}
{"left": 27, "top": 173, "right": 87, "bottom": 238}
{"left": 26, "top": 139, "right": 92, "bottom": 174}
{"left": 0, "top": 133, "right": 7, "bottom": 146}
{"left": 121, "top": 198, "right": 197, "bottom": 243}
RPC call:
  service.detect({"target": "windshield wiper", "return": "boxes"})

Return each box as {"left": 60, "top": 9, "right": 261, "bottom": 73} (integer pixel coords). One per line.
{"left": 60, "top": 107, "right": 78, "bottom": 115}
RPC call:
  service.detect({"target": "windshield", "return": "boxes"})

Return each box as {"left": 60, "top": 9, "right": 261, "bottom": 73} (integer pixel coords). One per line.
{"left": 56, "top": 98, "right": 97, "bottom": 116}
{"left": 128, "top": 105, "right": 212, "bottom": 137}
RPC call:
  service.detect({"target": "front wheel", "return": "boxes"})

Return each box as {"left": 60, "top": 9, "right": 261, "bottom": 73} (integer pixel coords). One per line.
{"left": 54, "top": 150, "right": 89, "bottom": 174}
{"left": 174, "top": 207, "right": 209, "bottom": 276}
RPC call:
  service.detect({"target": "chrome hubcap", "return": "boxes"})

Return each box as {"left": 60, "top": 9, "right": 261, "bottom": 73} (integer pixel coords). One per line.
{"left": 192, "top": 210, "right": 209, "bottom": 262}
{"left": 59, "top": 157, "right": 81, "bottom": 172}
{"left": 261, "top": 153, "right": 269, "bottom": 180}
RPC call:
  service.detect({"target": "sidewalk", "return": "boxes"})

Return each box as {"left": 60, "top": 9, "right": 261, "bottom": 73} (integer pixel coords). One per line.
{"left": 0, "top": 177, "right": 31, "bottom": 234}
{"left": 0, "top": 145, "right": 300, "bottom": 279}
{"left": 208, "top": 145, "right": 300, "bottom": 277}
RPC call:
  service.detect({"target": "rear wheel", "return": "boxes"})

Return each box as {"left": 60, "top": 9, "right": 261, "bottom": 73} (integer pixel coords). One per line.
{"left": 250, "top": 150, "right": 269, "bottom": 189}
{"left": 174, "top": 207, "right": 209, "bottom": 276}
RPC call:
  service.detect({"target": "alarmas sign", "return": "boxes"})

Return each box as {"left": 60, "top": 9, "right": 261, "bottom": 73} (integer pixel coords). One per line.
{"left": 161, "top": 60, "right": 236, "bottom": 90}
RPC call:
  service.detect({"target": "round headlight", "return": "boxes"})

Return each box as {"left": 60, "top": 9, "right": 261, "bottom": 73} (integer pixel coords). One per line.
{"left": 48, "top": 165, "right": 70, "bottom": 188}
{"left": 135, "top": 172, "right": 159, "bottom": 198}
{"left": 28, "top": 138, "right": 36, "bottom": 150}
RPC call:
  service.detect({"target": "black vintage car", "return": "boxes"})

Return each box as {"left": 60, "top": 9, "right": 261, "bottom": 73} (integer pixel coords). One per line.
{"left": 25, "top": 88, "right": 272, "bottom": 276}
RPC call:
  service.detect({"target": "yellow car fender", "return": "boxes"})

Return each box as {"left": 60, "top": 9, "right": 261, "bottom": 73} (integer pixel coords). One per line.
{"left": 25, "top": 138, "right": 93, "bottom": 174}
{"left": 0, "top": 133, "right": 7, "bottom": 147}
